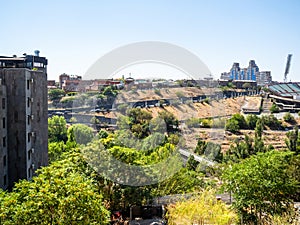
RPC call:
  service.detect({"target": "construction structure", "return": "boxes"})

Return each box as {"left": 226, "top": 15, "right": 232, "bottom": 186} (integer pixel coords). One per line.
{"left": 284, "top": 54, "right": 292, "bottom": 83}
{"left": 0, "top": 52, "right": 48, "bottom": 190}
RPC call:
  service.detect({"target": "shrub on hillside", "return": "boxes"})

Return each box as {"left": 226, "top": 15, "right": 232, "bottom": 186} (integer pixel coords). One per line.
{"left": 199, "top": 118, "right": 212, "bottom": 128}
{"left": 246, "top": 114, "right": 259, "bottom": 130}
{"left": 225, "top": 118, "right": 239, "bottom": 133}
{"left": 270, "top": 103, "right": 280, "bottom": 113}
{"left": 231, "top": 113, "right": 248, "bottom": 129}
{"left": 283, "top": 112, "right": 296, "bottom": 124}
{"left": 261, "top": 115, "right": 283, "bottom": 130}
{"left": 186, "top": 118, "right": 201, "bottom": 128}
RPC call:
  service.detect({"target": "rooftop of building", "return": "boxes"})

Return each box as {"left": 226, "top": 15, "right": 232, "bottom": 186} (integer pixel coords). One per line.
{"left": 0, "top": 52, "right": 48, "bottom": 70}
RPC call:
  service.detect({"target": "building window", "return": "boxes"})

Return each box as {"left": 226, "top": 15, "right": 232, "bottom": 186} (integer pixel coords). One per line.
{"left": 27, "top": 133, "right": 31, "bottom": 143}
{"left": 2, "top": 98, "right": 5, "bottom": 109}
{"left": 2, "top": 117, "right": 5, "bottom": 128}
{"left": 27, "top": 80, "right": 30, "bottom": 90}
{"left": 27, "top": 115, "right": 31, "bottom": 125}
{"left": 14, "top": 111, "right": 18, "bottom": 122}
{"left": 28, "top": 150, "right": 31, "bottom": 160}
{"left": 3, "top": 175, "right": 7, "bottom": 186}
{"left": 3, "top": 155, "right": 6, "bottom": 167}
{"left": 27, "top": 97, "right": 30, "bottom": 108}
{"left": 2, "top": 136, "right": 6, "bottom": 147}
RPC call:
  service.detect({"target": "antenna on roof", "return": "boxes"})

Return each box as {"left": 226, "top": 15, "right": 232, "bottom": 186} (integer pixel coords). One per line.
{"left": 34, "top": 50, "right": 40, "bottom": 57}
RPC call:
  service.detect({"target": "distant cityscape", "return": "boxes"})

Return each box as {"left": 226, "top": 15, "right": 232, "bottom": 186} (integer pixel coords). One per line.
{"left": 220, "top": 60, "right": 272, "bottom": 86}
{"left": 1, "top": 51, "right": 299, "bottom": 191}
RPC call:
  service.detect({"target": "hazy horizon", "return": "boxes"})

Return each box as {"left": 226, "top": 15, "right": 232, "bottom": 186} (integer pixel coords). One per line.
{"left": 2, "top": 0, "right": 300, "bottom": 82}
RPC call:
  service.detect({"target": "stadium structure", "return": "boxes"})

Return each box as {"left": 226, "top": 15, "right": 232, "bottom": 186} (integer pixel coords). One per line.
{"left": 268, "top": 82, "right": 300, "bottom": 111}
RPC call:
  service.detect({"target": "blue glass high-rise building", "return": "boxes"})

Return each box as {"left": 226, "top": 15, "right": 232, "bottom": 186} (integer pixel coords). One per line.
{"left": 221, "top": 60, "right": 271, "bottom": 86}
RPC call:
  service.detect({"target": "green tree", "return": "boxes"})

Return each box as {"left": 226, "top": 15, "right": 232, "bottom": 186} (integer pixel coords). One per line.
{"left": 127, "top": 108, "right": 153, "bottom": 138}
{"left": 68, "top": 124, "right": 94, "bottom": 145}
{"left": 0, "top": 159, "right": 110, "bottom": 224}
{"left": 48, "top": 88, "right": 65, "bottom": 101}
{"left": 158, "top": 111, "right": 179, "bottom": 133}
{"left": 283, "top": 112, "right": 296, "bottom": 124}
{"left": 48, "top": 141, "right": 65, "bottom": 162}
{"left": 231, "top": 113, "right": 247, "bottom": 129}
{"left": 225, "top": 118, "right": 239, "bottom": 133}
{"left": 204, "top": 142, "right": 223, "bottom": 163}
{"left": 254, "top": 118, "right": 265, "bottom": 153}
{"left": 199, "top": 118, "right": 212, "bottom": 128}
{"left": 224, "top": 135, "right": 254, "bottom": 162}
{"left": 186, "top": 155, "right": 199, "bottom": 171}
{"left": 194, "top": 140, "right": 223, "bottom": 163}
{"left": 90, "top": 116, "right": 100, "bottom": 130}
{"left": 222, "top": 150, "right": 299, "bottom": 223}
{"left": 262, "top": 114, "right": 283, "bottom": 130}
{"left": 246, "top": 114, "right": 259, "bottom": 130}
{"left": 270, "top": 103, "right": 280, "bottom": 113}
{"left": 166, "top": 189, "right": 237, "bottom": 225}
{"left": 286, "top": 126, "right": 300, "bottom": 154}
{"left": 152, "top": 168, "right": 206, "bottom": 197}
{"left": 242, "top": 82, "right": 252, "bottom": 89}
{"left": 69, "top": 116, "right": 77, "bottom": 123}
{"left": 48, "top": 115, "right": 68, "bottom": 142}
{"left": 102, "top": 86, "right": 117, "bottom": 97}
{"left": 194, "top": 139, "right": 208, "bottom": 155}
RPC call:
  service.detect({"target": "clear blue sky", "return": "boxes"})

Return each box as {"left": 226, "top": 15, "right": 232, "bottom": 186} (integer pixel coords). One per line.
{"left": 2, "top": 0, "right": 300, "bottom": 81}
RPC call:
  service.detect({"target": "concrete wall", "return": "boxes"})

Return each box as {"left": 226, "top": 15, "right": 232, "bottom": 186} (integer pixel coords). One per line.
{"left": 31, "top": 70, "right": 48, "bottom": 173}
{"left": 0, "top": 81, "right": 8, "bottom": 189}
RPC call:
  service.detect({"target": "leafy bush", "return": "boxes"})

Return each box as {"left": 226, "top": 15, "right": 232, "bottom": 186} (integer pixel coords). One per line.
{"left": 199, "top": 118, "right": 212, "bottom": 128}
{"left": 48, "top": 116, "right": 68, "bottom": 143}
{"left": 167, "top": 189, "right": 237, "bottom": 225}
{"left": 283, "top": 112, "right": 296, "bottom": 123}
{"left": 48, "top": 88, "right": 65, "bottom": 101}
{"left": 246, "top": 114, "right": 259, "bottom": 129}
{"left": 261, "top": 114, "right": 282, "bottom": 130}
{"left": 68, "top": 124, "right": 94, "bottom": 145}
{"left": 225, "top": 118, "right": 239, "bottom": 133}
{"left": 154, "top": 88, "right": 162, "bottom": 96}
{"left": 231, "top": 113, "right": 247, "bottom": 129}
{"left": 212, "top": 118, "right": 226, "bottom": 128}
{"left": 186, "top": 118, "right": 201, "bottom": 128}
{"left": 175, "top": 91, "right": 184, "bottom": 98}
{"left": 203, "top": 97, "right": 210, "bottom": 104}
{"left": 270, "top": 103, "right": 280, "bottom": 113}
{"left": 222, "top": 150, "right": 298, "bottom": 224}
{"left": 195, "top": 140, "right": 223, "bottom": 163}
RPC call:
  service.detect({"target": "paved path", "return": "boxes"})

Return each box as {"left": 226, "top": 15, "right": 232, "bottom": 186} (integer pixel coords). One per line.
{"left": 179, "top": 148, "right": 215, "bottom": 166}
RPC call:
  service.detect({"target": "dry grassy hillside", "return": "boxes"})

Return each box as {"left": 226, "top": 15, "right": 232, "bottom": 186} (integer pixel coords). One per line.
{"left": 96, "top": 88, "right": 292, "bottom": 152}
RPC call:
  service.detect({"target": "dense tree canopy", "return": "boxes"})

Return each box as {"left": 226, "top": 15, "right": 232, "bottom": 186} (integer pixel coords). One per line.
{"left": 48, "top": 115, "right": 68, "bottom": 142}
{"left": 68, "top": 124, "right": 94, "bottom": 145}
{"left": 222, "top": 150, "right": 299, "bottom": 223}
{"left": 48, "top": 88, "right": 65, "bottom": 101}
{"left": 0, "top": 154, "right": 110, "bottom": 225}
{"left": 166, "top": 189, "right": 237, "bottom": 225}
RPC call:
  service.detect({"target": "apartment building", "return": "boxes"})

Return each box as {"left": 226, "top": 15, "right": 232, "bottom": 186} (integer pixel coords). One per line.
{"left": 0, "top": 52, "right": 48, "bottom": 190}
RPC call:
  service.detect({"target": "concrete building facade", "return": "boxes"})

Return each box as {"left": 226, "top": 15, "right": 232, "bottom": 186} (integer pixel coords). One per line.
{"left": 0, "top": 79, "right": 8, "bottom": 189}
{"left": 221, "top": 60, "right": 272, "bottom": 86}
{"left": 0, "top": 53, "right": 48, "bottom": 190}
